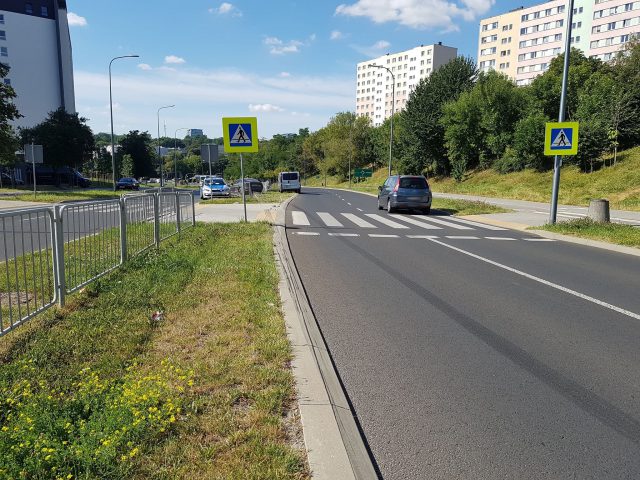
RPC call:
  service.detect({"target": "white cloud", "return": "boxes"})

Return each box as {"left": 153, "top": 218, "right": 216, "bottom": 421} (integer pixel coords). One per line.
{"left": 264, "top": 36, "right": 304, "bottom": 55}
{"left": 330, "top": 30, "right": 344, "bottom": 40}
{"left": 209, "top": 2, "right": 243, "bottom": 16}
{"left": 335, "top": 0, "right": 494, "bottom": 30}
{"left": 164, "top": 55, "right": 186, "bottom": 64}
{"left": 279, "top": 72, "right": 291, "bottom": 77}
{"left": 351, "top": 40, "right": 391, "bottom": 58}
{"left": 67, "top": 12, "right": 87, "bottom": 27}
{"left": 74, "top": 67, "right": 352, "bottom": 138}
{"left": 249, "top": 104, "right": 285, "bottom": 113}
{"left": 137, "top": 63, "right": 153, "bottom": 71}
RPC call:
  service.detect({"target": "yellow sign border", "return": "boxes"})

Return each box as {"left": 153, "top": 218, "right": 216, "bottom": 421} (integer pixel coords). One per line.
{"left": 544, "top": 121, "right": 579, "bottom": 156}
{"left": 222, "top": 117, "right": 259, "bottom": 153}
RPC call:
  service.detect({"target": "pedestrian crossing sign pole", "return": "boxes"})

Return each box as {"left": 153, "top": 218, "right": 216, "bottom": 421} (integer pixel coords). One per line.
{"left": 544, "top": 122, "right": 579, "bottom": 156}
{"left": 222, "top": 117, "right": 259, "bottom": 222}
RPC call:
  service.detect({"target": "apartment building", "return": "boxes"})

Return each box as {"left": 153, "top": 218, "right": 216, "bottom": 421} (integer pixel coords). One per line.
{"left": 0, "top": 0, "right": 75, "bottom": 128}
{"left": 356, "top": 43, "right": 457, "bottom": 127}
{"left": 478, "top": 0, "right": 640, "bottom": 85}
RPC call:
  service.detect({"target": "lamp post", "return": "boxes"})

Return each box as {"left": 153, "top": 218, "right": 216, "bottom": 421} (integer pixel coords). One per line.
{"left": 174, "top": 127, "right": 189, "bottom": 186}
{"left": 109, "top": 55, "right": 139, "bottom": 191}
{"left": 157, "top": 105, "right": 175, "bottom": 187}
{"left": 369, "top": 63, "right": 395, "bottom": 176}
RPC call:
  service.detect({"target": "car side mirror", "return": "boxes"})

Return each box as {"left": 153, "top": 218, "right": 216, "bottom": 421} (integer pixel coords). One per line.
{"left": 378, "top": 185, "right": 383, "bottom": 191}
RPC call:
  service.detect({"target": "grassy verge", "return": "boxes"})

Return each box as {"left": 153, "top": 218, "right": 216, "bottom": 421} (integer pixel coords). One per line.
{"left": 200, "top": 191, "right": 295, "bottom": 205}
{"left": 432, "top": 198, "right": 509, "bottom": 216}
{"left": 8, "top": 190, "right": 123, "bottom": 203}
{"left": 534, "top": 218, "right": 640, "bottom": 248}
{"left": 0, "top": 223, "right": 308, "bottom": 479}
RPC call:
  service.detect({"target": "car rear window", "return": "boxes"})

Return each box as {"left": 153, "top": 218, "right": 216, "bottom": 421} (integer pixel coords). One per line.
{"left": 208, "top": 180, "right": 225, "bottom": 185}
{"left": 282, "top": 173, "right": 298, "bottom": 181}
{"left": 399, "top": 177, "right": 428, "bottom": 189}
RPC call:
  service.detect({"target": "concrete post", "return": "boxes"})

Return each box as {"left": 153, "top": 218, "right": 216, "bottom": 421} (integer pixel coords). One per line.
{"left": 588, "top": 199, "right": 610, "bottom": 223}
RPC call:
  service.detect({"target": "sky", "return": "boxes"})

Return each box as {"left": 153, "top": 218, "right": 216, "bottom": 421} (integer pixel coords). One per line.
{"left": 68, "top": 0, "right": 539, "bottom": 139}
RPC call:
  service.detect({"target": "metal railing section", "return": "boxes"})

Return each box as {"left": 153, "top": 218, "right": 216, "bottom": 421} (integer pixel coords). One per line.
{"left": 158, "top": 193, "right": 178, "bottom": 241}
{"left": 0, "top": 208, "right": 57, "bottom": 335}
{"left": 178, "top": 192, "right": 195, "bottom": 231}
{"left": 123, "top": 194, "right": 156, "bottom": 258}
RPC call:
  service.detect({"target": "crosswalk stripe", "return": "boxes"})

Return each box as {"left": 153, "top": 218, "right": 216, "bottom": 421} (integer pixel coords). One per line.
{"left": 365, "top": 214, "right": 410, "bottom": 229}
{"left": 291, "top": 211, "right": 310, "bottom": 226}
{"left": 341, "top": 213, "right": 377, "bottom": 228}
{"left": 443, "top": 216, "right": 507, "bottom": 231}
{"left": 389, "top": 214, "right": 441, "bottom": 230}
{"left": 317, "top": 212, "right": 343, "bottom": 227}
{"left": 408, "top": 215, "right": 474, "bottom": 230}
{"left": 369, "top": 234, "right": 399, "bottom": 238}
{"left": 446, "top": 236, "right": 479, "bottom": 239}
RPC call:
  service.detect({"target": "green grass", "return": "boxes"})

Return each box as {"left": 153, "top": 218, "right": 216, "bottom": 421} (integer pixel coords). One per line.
{"left": 0, "top": 223, "right": 308, "bottom": 479}
{"left": 7, "top": 190, "right": 124, "bottom": 203}
{"left": 432, "top": 198, "right": 509, "bottom": 216}
{"left": 200, "top": 191, "right": 295, "bottom": 205}
{"left": 535, "top": 218, "right": 640, "bottom": 248}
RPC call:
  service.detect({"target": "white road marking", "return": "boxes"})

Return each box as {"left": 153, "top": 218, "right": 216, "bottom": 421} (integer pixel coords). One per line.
{"left": 445, "top": 236, "right": 480, "bottom": 239}
{"left": 369, "top": 234, "right": 399, "bottom": 238}
{"left": 328, "top": 232, "right": 359, "bottom": 237}
{"left": 406, "top": 235, "right": 440, "bottom": 239}
{"left": 317, "top": 212, "right": 344, "bottom": 227}
{"left": 485, "top": 236, "right": 517, "bottom": 241}
{"left": 295, "top": 232, "right": 320, "bottom": 236}
{"left": 523, "top": 238, "right": 555, "bottom": 242}
{"left": 341, "top": 213, "right": 377, "bottom": 228}
{"left": 365, "top": 214, "right": 410, "bottom": 229}
{"left": 426, "top": 238, "right": 640, "bottom": 321}
{"left": 408, "top": 215, "right": 474, "bottom": 230}
{"left": 357, "top": 208, "right": 364, "bottom": 212}
{"left": 347, "top": 202, "right": 352, "bottom": 205}
{"left": 443, "top": 216, "right": 508, "bottom": 231}
{"left": 389, "top": 214, "right": 441, "bottom": 230}
{"left": 291, "top": 211, "right": 310, "bottom": 226}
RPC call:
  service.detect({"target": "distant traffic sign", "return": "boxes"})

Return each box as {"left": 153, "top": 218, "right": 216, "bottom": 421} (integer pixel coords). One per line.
{"left": 222, "top": 117, "right": 259, "bottom": 153}
{"left": 545, "top": 122, "right": 579, "bottom": 156}
{"left": 354, "top": 168, "right": 373, "bottom": 178}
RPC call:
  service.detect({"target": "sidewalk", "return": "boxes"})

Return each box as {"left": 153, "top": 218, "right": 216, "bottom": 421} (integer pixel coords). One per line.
{"left": 434, "top": 192, "right": 640, "bottom": 227}
{"left": 194, "top": 202, "right": 280, "bottom": 223}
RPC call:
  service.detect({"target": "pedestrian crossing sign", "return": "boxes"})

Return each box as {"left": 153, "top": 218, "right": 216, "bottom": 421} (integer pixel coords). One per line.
{"left": 222, "top": 117, "right": 259, "bottom": 153}
{"left": 544, "top": 121, "right": 579, "bottom": 156}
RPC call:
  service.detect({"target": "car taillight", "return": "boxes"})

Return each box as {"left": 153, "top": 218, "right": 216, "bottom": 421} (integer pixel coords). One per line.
{"left": 393, "top": 178, "right": 400, "bottom": 192}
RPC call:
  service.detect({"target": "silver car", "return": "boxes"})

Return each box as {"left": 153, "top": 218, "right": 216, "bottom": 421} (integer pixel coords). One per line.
{"left": 377, "top": 175, "right": 432, "bottom": 214}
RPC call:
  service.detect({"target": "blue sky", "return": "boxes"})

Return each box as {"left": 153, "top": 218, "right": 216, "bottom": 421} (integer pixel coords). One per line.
{"left": 68, "top": 0, "right": 538, "bottom": 139}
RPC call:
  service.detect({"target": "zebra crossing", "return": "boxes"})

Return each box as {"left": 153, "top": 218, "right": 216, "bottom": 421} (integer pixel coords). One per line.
{"left": 288, "top": 210, "right": 555, "bottom": 242}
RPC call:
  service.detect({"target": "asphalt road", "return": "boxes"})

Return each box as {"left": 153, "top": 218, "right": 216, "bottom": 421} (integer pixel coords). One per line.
{"left": 286, "top": 187, "right": 640, "bottom": 479}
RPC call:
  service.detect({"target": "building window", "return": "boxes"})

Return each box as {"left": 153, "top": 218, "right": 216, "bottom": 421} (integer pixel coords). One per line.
{"left": 0, "top": 14, "right": 4, "bottom": 24}
{"left": 0, "top": 30, "right": 5, "bottom": 41}
{"left": 25, "top": 3, "right": 33, "bottom": 14}
{"left": 0, "top": 47, "right": 6, "bottom": 57}
{"left": 41, "top": 6, "right": 49, "bottom": 16}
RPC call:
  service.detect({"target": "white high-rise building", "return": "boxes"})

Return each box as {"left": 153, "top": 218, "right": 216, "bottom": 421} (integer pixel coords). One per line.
{"left": 356, "top": 43, "right": 458, "bottom": 127}
{"left": 0, "top": 0, "right": 76, "bottom": 128}
{"left": 478, "top": 0, "right": 640, "bottom": 85}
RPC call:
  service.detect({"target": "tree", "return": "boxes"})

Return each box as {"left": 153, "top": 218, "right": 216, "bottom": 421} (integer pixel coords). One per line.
{"left": 400, "top": 56, "right": 478, "bottom": 176}
{"left": 121, "top": 154, "right": 134, "bottom": 177}
{"left": 20, "top": 108, "right": 94, "bottom": 169}
{"left": 119, "top": 130, "right": 155, "bottom": 177}
{"left": 0, "top": 64, "right": 21, "bottom": 183}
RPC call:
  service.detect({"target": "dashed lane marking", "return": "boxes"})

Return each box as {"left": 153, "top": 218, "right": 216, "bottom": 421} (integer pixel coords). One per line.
{"left": 485, "top": 236, "right": 517, "bottom": 241}
{"left": 328, "top": 232, "right": 359, "bottom": 237}
{"left": 407, "top": 235, "right": 440, "bottom": 239}
{"left": 368, "top": 234, "right": 400, "bottom": 238}
{"left": 295, "top": 232, "right": 320, "bottom": 236}
{"left": 446, "top": 236, "right": 480, "bottom": 240}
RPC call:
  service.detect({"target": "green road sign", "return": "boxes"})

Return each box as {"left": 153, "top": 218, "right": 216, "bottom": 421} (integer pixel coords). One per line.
{"left": 545, "top": 121, "right": 579, "bottom": 156}
{"left": 354, "top": 168, "right": 373, "bottom": 178}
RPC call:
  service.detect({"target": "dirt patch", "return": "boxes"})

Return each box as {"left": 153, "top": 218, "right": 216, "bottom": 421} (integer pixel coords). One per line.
{"left": 0, "top": 291, "right": 35, "bottom": 305}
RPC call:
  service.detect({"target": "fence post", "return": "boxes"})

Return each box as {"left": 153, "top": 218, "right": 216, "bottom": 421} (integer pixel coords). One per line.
{"left": 175, "top": 192, "right": 181, "bottom": 234}
{"left": 154, "top": 193, "right": 160, "bottom": 248}
{"left": 191, "top": 192, "right": 196, "bottom": 226}
{"left": 119, "top": 197, "right": 127, "bottom": 264}
{"left": 53, "top": 205, "right": 66, "bottom": 307}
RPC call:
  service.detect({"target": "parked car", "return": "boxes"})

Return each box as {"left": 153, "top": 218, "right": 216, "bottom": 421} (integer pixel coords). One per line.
{"left": 0, "top": 172, "right": 24, "bottom": 187}
{"left": 116, "top": 177, "right": 140, "bottom": 190}
{"left": 278, "top": 171, "right": 301, "bottom": 193}
{"left": 377, "top": 175, "right": 432, "bottom": 214}
{"left": 200, "top": 178, "right": 230, "bottom": 199}
{"left": 233, "top": 178, "right": 264, "bottom": 194}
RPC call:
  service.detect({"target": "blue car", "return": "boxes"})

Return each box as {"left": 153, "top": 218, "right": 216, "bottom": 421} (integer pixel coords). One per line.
{"left": 200, "top": 178, "right": 230, "bottom": 199}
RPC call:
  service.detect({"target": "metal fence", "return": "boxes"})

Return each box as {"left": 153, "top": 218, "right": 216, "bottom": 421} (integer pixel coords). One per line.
{"left": 0, "top": 191, "right": 195, "bottom": 337}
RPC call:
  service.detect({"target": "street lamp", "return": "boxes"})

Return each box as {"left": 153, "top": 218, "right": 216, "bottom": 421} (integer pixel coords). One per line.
{"left": 109, "top": 55, "right": 139, "bottom": 191}
{"left": 174, "top": 127, "right": 189, "bottom": 185}
{"left": 369, "top": 63, "right": 395, "bottom": 176}
{"left": 157, "top": 105, "right": 175, "bottom": 187}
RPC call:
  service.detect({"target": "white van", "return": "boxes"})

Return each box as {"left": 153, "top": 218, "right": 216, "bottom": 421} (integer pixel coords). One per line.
{"left": 278, "top": 171, "right": 301, "bottom": 193}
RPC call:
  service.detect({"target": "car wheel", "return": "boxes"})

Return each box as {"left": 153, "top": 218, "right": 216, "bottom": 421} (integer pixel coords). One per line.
{"left": 387, "top": 198, "right": 394, "bottom": 213}
{"left": 422, "top": 207, "right": 431, "bottom": 215}
{"left": 377, "top": 198, "right": 383, "bottom": 210}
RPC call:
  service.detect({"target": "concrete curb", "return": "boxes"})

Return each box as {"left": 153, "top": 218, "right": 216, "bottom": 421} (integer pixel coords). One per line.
{"left": 458, "top": 215, "right": 530, "bottom": 231}
{"left": 272, "top": 195, "right": 378, "bottom": 480}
